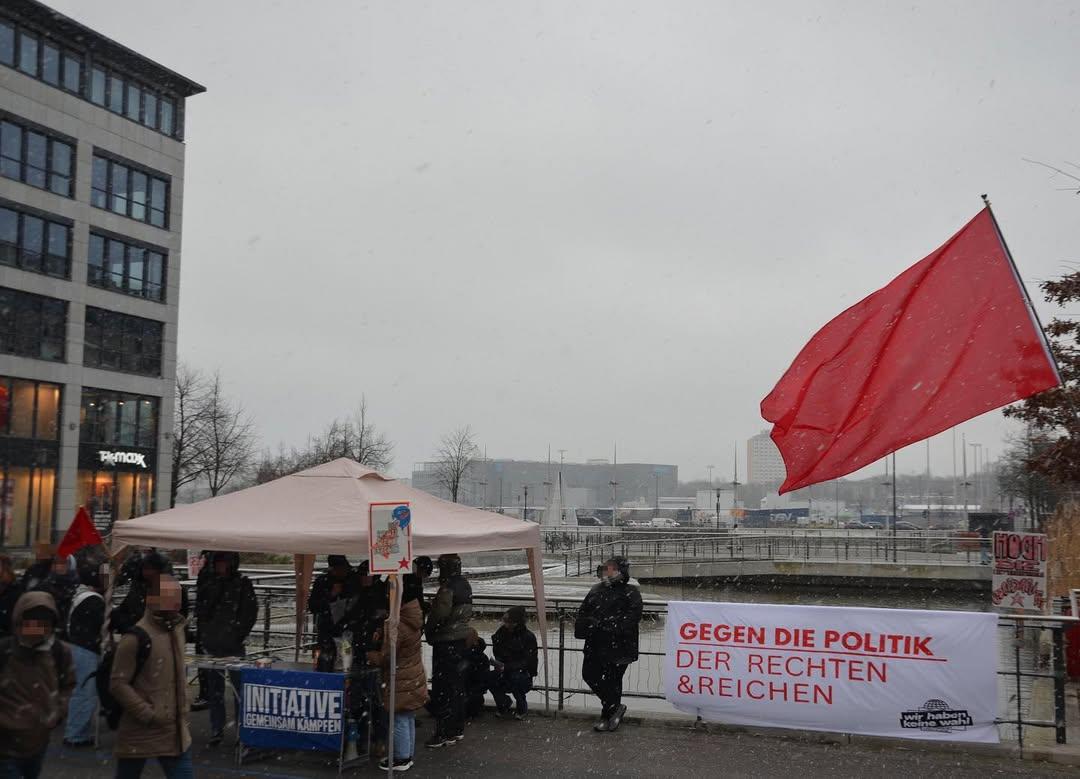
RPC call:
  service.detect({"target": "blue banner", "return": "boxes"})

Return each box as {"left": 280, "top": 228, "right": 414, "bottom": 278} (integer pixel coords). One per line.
{"left": 239, "top": 668, "right": 346, "bottom": 752}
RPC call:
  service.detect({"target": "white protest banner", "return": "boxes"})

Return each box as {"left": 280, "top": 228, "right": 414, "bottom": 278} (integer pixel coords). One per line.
{"left": 992, "top": 531, "right": 1048, "bottom": 614}
{"left": 665, "top": 601, "right": 999, "bottom": 743}
{"left": 368, "top": 501, "right": 413, "bottom": 574}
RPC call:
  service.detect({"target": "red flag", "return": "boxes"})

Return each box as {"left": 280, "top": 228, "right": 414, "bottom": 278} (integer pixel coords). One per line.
{"left": 762, "top": 207, "right": 1059, "bottom": 494}
{"left": 56, "top": 506, "right": 104, "bottom": 558}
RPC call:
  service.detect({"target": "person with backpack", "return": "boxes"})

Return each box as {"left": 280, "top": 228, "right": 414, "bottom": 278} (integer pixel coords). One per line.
{"left": 424, "top": 554, "right": 473, "bottom": 748}
{"left": 0, "top": 554, "right": 23, "bottom": 639}
{"left": 196, "top": 551, "right": 257, "bottom": 746}
{"left": 110, "top": 572, "right": 191, "bottom": 778}
{"left": 491, "top": 605, "right": 539, "bottom": 719}
{"left": 62, "top": 566, "right": 105, "bottom": 747}
{"left": 575, "top": 556, "right": 642, "bottom": 733}
{"left": 0, "top": 591, "right": 75, "bottom": 779}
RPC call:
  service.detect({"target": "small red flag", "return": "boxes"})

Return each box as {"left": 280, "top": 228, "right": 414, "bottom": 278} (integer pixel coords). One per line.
{"left": 56, "top": 506, "right": 104, "bottom": 558}
{"left": 762, "top": 207, "right": 1060, "bottom": 494}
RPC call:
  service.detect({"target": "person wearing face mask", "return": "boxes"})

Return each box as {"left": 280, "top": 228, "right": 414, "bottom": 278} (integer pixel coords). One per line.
{"left": 110, "top": 573, "right": 192, "bottom": 779}
{"left": 574, "top": 556, "right": 642, "bottom": 733}
{"left": 0, "top": 591, "right": 75, "bottom": 778}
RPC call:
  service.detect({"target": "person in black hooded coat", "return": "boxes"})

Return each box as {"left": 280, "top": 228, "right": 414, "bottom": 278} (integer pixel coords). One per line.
{"left": 196, "top": 551, "right": 257, "bottom": 742}
{"left": 575, "top": 556, "right": 642, "bottom": 733}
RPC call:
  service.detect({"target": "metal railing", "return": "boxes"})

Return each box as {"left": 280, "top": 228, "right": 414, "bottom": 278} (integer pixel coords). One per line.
{"left": 553, "top": 534, "right": 993, "bottom": 576}
{"left": 177, "top": 578, "right": 1072, "bottom": 747}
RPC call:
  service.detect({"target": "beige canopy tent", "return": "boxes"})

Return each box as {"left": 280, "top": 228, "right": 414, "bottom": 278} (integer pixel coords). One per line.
{"left": 111, "top": 458, "right": 550, "bottom": 693}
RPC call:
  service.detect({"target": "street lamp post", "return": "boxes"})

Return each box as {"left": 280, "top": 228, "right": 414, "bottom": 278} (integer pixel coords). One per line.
{"left": 522, "top": 484, "right": 529, "bottom": 522}
{"left": 969, "top": 442, "right": 982, "bottom": 510}
{"left": 715, "top": 486, "right": 721, "bottom": 531}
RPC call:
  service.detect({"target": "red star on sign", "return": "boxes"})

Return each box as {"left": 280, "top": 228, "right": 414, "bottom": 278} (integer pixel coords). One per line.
{"left": 399, "top": 558, "right": 411, "bottom": 569}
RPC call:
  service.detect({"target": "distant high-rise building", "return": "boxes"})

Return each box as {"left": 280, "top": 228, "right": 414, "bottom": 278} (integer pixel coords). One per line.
{"left": 747, "top": 430, "right": 786, "bottom": 484}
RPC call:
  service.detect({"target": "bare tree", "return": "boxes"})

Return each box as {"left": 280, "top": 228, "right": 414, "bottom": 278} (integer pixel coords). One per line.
{"left": 310, "top": 397, "right": 394, "bottom": 471}
{"left": 251, "top": 397, "right": 394, "bottom": 484}
{"left": 171, "top": 363, "right": 210, "bottom": 506}
{"left": 433, "top": 425, "right": 479, "bottom": 503}
{"left": 198, "top": 372, "right": 256, "bottom": 497}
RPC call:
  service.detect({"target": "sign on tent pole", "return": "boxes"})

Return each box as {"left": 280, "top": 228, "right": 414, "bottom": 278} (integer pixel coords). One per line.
{"left": 368, "top": 501, "right": 413, "bottom": 575}
{"left": 992, "top": 530, "right": 1048, "bottom": 614}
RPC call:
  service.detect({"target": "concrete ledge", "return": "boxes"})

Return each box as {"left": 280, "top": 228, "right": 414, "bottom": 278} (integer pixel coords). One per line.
{"left": 535, "top": 704, "right": 1080, "bottom": 767}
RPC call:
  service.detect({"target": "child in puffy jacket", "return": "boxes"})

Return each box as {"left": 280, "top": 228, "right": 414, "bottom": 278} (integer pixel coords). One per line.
{"left": 464, "top": 627, "right": 493, "bottom": 718}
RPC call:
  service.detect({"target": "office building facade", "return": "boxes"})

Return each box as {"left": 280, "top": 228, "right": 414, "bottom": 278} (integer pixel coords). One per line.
{"left": 0, "top": 0, "right": 203, "bottom": 546}
{"left": 747, "top": 429, "right": 786, "bottom": 485}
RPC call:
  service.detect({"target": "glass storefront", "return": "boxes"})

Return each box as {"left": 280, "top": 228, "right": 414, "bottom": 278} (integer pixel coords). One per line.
{"left": 0, "top": 464, "right": 55, "bottom": 547}
{"left": 77, "top": 387, "right": 158, "bottom": 531}
{"left": 76, "top": 468, "right": 154, "bottom": 527}
{"left": 0, "top": 376, "right": 60, "bottom": 545}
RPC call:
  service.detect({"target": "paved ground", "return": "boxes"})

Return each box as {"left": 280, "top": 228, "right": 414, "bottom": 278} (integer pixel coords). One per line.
{"left": 39, "top": 708, "right": 1075, "bottom": 778}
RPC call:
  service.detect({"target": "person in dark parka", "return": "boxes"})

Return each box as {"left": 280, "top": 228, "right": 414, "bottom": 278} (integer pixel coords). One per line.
{"left": 195, "top": 552, "right": 257, "bottom": 743}
{"left": 491, "top": 605, "right": 538, "bottom": 718}
{"left": 575, "top": 556, "right": 642, "bottom": 733}
{"left": 463, "top": 627, "right": 493, "bottom": 719}
{"left": 0, "top": 554, "right": 23, "bottom": 640}
{"left": 424, "top": 554, "right": 473, "bottom": 748}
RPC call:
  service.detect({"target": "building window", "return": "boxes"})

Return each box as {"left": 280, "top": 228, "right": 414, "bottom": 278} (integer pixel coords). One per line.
{"left": 0, "top": 287, "right": 66, "bottom": 362}
{"left": 0, "top": 204, "right": 70, "bottom": 278}
{"left": 83, "top": 307, "right": 163, "bottom": 376}
{"left": 90, "top": 66, "right": 105, "bottom": 105}
{"left": 0, "top": 462, "right": 56, "bottom": 548}
{"left": 0, "top": 22, "right": 13, "bottom": 67}
{"left": 0, "top": 118, "right": 74, "bottom": 197}
{"left": 0, "top": 376, "right": 61, "bottom": 441}
{"left": 87, "top": 232, "right": 166, "bottom": 301}
{"left": 80, "top": 389, "right": 158, "bottom": 448}
{"left": 0, "top": 18, "right": 182, "bottom": 138}
{"left": 77, "top": 388, "right": 157, "bottom": 530}
{"left": 16, "top": 31, "right": 36, "bottom": 75}
{"left": 91, "top": 154, "right": 169, "bottom": 228}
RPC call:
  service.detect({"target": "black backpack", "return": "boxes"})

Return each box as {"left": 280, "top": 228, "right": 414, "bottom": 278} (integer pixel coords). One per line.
{"left": 95, "top": 626, "right": 152, "bottom": 730}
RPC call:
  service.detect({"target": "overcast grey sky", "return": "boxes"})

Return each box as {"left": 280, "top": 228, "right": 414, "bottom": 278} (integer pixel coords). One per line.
{"left": 55, "top": 0, "right": 1080, "bottom": 482}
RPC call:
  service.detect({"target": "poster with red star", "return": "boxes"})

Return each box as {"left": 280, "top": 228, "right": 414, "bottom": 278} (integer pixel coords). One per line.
{"left": 368, "top": 501, "right": 413, "bottom": 575}
{"left": 991, "top": 531, "right": 1048, "bottom": 614}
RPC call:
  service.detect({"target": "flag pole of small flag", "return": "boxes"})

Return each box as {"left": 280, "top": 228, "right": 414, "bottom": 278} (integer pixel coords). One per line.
{"left": 761, "top": 200, "right": 1060, "bottom": 494}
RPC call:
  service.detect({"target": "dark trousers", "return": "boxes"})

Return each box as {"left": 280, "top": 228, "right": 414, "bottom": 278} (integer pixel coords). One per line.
{"left": 582, "top": 655, "right": 628, "bottom": 719}
{"left": 206, "top": 668, "right": 241, "bottom": 736}
{"left": 349, "top": 657, "right": 384, "bottom": 747}
{"left": 114, "top": 749, "right": 193, "bottom": 779}
{"left": 431, "top": 640, "right": 467, "bottom": 738}
{"left": 0, "top": 750, "right": 45, "bottom": 779}
{"left": 491, "top": 669, "right": 532, "bottom": 714}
